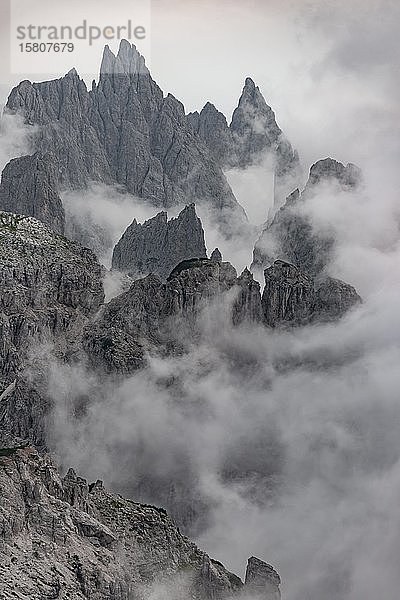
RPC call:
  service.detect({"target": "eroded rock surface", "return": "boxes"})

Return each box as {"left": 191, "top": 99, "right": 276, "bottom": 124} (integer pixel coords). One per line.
{"left": 245, "top": 556, "right": 281, "bottom": 600}
{"left": 0, "top": 153, "right": 65, "bottom": 234}
{"left": 83, "top": 259, "right": 251, "bottom": 374}
{"left": 0, "top": 212, "right": 104, "bottom": 447}
{"left": 0, "top": 447, "right": 245, "bottom": 599}
{"left": 252, "top": 158, "right": 362, "bottom": 278}
{"left": 6, "top": 41, "right": 246, "bottom": 233}
{"left": 112, "top": 203, "right": 207, "bottom": 280}
{"left": 261, "top": 260, "right": 361, "bottom": 328}
{"left": 189, "top": 77, "right": 300, "bottom": 206}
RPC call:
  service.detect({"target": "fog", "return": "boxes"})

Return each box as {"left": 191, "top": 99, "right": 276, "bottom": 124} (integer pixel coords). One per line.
{"left": 62, "top": 184, "right": 159, "bottom": 267}
{"left": 42, "top": 155, "right": 400, "bottom": 600}
{"left": 1, "top": 1, "right": 399, "bottom": 598}
{"left": 0, "top": 112, "right": 35, "bottom": 174}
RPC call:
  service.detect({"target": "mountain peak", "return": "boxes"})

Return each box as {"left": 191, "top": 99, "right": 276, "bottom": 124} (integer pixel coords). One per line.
{"left": 112, "top": 204, "right": 207, "bottom": 280}
{"left": 308, "top": 158, "right": 362, "bottom": 189}
{"left": 100, "top": 40, "right": 149, "bottom": 76}
{"left": 237, "top": 77, "right": 269, "bottom": 111}
{"left": 244, "top": 76, "right": 256, "bottom": 91}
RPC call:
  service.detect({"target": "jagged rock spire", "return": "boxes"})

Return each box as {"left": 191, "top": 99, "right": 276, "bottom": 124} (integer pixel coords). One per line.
{"left": 5, "top": 40, "right": 245, "bottom": 234}
{"left": 100, "top": 40, "right": 149, "bottom": 76}
{"left": 230, "top": 77, "right": 282, "bottom": 159}
{"left": 210, "top": 247, "right": 222, "bottom": 263}
{"left": 244, "top": 556, "right": 281, "bottom": 599}
{"left": 112, "top": 203, "right": 207, "bottom": 280}
{"left": 306, "top": 157, "right": 362, "bottom": 190}
{"left": 230, "top": 77, "right": 281, "bottom": 143}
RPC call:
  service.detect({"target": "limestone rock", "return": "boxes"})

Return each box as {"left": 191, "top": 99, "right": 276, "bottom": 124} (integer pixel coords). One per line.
{"left": 0, "top": 447, "right": 244, "bottom": 599}
{"left": 6, "top": 41, "right": 246, "bottom": 233}
{"left": 306, "top": 157, "right": 362, "bottom": 190}
{"left": 112, "top": 203, "right": 207, "bottom": 280}
{"left": 191, "top": 78, "right": 300, "bottom": 206}
{"left": 262, "top": 260, "right": 314, "bottom": 327}
{"left": 0, "top": 153, "right": 65, "bottom": 234}
{"left": 312, "top": 276, "right": 362, "bottom": 321}
{"left": 0, "top": 212, "right": 103, "bottom": 376}
{"left": 210, "top": 247, "right": 223, "bottom": 263}
{"left": 0, "top": 212, "right": 104, "bottom": 447}
{"left": 244, "top": 556, "right": 281, "bottom": 599}
{"left": 261, "top": 260, "right": 361, "bottom": 328}
{"left": 233, "top": 268, "right": 263, "bottom": 325}
{"left": 252, "top": 158, "right": 362, "bottom": 277}
{"left": 83, "top": 259, "right": 263, "bottom": 374}
{"left": 188, "top": 102, "right": 234, "bottom": 165}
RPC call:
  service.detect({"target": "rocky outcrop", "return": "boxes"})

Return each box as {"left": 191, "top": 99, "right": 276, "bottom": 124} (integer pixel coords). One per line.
{"left": 233, "top": 268, "right": 263, "bottom": 325}
{"left": 189, "top": 77, "right": 300, "bottom": 206}
{"left": 262, "top": 260, "right": 314, "bottom": 327}
{"left": 85, "top": 255, "right": 361, "bottom": 374}
{"left": 0, "top": 212, "right": 104, "bottom": 447}
{"left": 261, "top": 260, "right": 361, "bottom": 327}
{"left": 0, "top": 212, "right": 103, "bottom": 374}
{"left": 187, "top": 102, "right": 234, "bottom": 166}
{"left": 306, "top": 158, "right": 362, "bottom": 190}
{"left": 312, "top": 276, "right": 362, "bottom": 321}
{"left": 230, "top": 78, "right": 298, "bottom": 178}
{"left": 210, "top": 247, "right": 223, "bottom": 263}
{"left": 5, "top": 41, "right": 246, "bottom": 233}
{"left": 252, "top": 158, "right": 362, "bottom": 278}
{"left": 83, "top": 259, "right": 263, "bottom": 374}
{"left": 0, "top": 153, "right": 65, "bottom": 234}
{"left": 0, "top": 446, "right": 249, "bottom": 599}
{"left": 112, "top": 203, "right": 207, "bottom": 279}
{"left": 245, "top": 556, "right": 281, "bottom": 600}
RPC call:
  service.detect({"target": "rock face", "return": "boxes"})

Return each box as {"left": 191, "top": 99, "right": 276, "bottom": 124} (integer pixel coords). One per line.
{"left": 261, "top": 260, "right": 361, "bottom": 327}
{"left": 5, "top": 41, "right": 246, "bottom": 233}
{"left": 306, "top": 157, "right": 362, "bottom": 190}
{"left": 313, "top": 276, "right": 363, "bottom": 321}
{"left": 83, "top": 259, "right": 267, "bottom": 375}
{"left": 112, "top": 203, "right": 207, "bottom": 280}
{"left": 189, "top": 77, "right": 300, "bottom": 206}
{"left": 245, "top": 556, "right": 281, "bottom": 600}
{"left": 252, "top": 158, "right": 362, "bottom": 278}
{"left": 233, "top": 268, "right": 263, "bottom": 325}
{"left": 0, "top": 212, "right": 104, "bottom": 447}
{"left": 0, "top": 446, "right": 247, "bottom": 599}
{"left": 262, "top": 260, "right": 314, "bottom": 327}
{"left": 210, "top": 247, "right": 223, "bottom": 263}
{"left": 85, "top": 256, "right": 361, "bottom": 375}
{"left": 187, "top": 102, "right": 234, "bottom": 166}
{"left": 0, "top": 153, "right": 65, "bottom": 234}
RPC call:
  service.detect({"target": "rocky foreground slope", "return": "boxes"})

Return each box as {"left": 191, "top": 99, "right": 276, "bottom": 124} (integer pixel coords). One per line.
{"left": 0, "top": 446, "right": 281, "bottom": 599}
{"left": 0, "top": 211, "right": 103, "bottom": 448}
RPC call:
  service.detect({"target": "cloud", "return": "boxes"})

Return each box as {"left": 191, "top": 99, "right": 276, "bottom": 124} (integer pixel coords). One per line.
{"left": 40, "top": 206, "right": 400, "bottom": 599}
{"left": 62, "top": 183, "right": 160, "bottom": 268}
{"left": 33, "top": 103, "right": 400, "bottom": 597}
{"left": 3, "top": 2, "right": 400, "bottom": 598}
{"left": 0, "top": 111, "right": 35, "bottom": 174}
